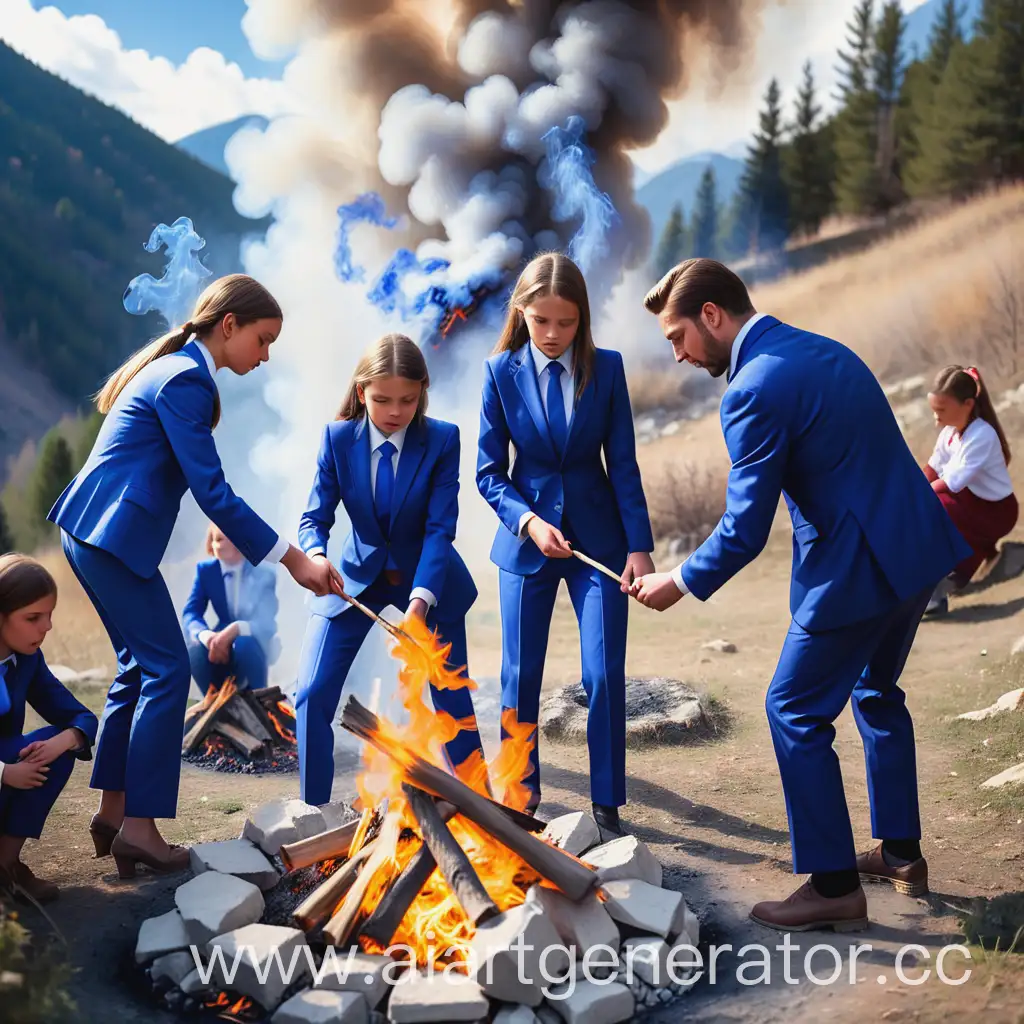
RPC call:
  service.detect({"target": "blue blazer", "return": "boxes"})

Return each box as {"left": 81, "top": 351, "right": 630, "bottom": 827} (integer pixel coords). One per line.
{"left": 298, "top": 416, "right": 477, "bottom": 620}
{"left": 48, "top": 341, "right": 278, "bottom": 579}
{"left": 477, "top": 345, "right": 654, "bottom": 575}
{"left": 182, "top": 559, "right": 281, "bottom": 664}
{"left": 0, "top": 652, "right": 98, "bottom": 763}
{"left": 681, "top": 316, "right": 972, "bottom": 631}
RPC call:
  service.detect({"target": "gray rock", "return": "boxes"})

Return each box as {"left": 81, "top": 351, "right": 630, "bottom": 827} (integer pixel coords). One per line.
{"left": 541, "top": 812, "right": 600, "bottom": 857}
{"left": 386, "top": 971, "right": 489, "bottom": 1022}
{"left": 957, "top": 687, "right": 1024, "bottom": 720}
{"left": 205, "top": 923, "right": 311, "bottom": 1011}
{"left": 528, "top": 886, "right": 619, "bottom": 955}
{"left": 543, "top": 979, "right": 634, "bottom": 1023}
{"left": 621, "top": 937, "right": 671, "bottom": 988}
{"left": 149, "top": 950, "right": 197, "bottom": 988}
{"left": 243, "top": 800, "right": 327, "bottom": 857}
{"left": 582, "top": 836, "right": 662, "bottom": 887}
{"left": 272, "top": 988, "right": 368, "bottom": 1024}
{"left": 180, "top": 968, "right": 214, "bottom": 998}
{"left": 494, "top": 1006, "right": 541, "bottom": 1024}
{"left": 701, "top": 639, "right": 737, "bottom": 654}
{"left": 981, "top": 762, "right": 1024, "bottom": 788}
{"left": 316, "top": 951, "right": 393, "bottom": 1008}
{"left": 190, "top": 838, "right": 280, "bottom": 891}
{"left": 135, "top": 909, "right": 191, "bottom": 964}
{"left": 176, "top": 870, "right": 265, "bottom": 945}
{"left": 600, "top": 879, "right": 683, "bottom": 939}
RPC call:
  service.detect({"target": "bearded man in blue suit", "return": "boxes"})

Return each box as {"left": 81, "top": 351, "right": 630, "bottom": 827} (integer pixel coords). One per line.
{"left": 632, "top": 259, "right": 970, "bottom": 931}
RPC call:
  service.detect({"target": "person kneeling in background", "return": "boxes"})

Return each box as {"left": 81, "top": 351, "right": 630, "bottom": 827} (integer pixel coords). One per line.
{"left": 924, "top": 365, "right": 1018, "bottom": 616}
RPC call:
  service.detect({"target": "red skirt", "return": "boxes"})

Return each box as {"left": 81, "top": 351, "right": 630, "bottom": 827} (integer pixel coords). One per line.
{"left": 933, "top": 479, "right": 1018, "bottom": 586}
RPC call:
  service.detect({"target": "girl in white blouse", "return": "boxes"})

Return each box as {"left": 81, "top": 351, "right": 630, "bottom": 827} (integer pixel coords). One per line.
{"left": 924, "top": 365, "right": 1017, "bottom": 614}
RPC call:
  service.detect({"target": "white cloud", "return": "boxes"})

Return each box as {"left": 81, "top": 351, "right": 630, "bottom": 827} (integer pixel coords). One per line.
{"left": 0, "top": 0, "right": 294, "bottom": 141}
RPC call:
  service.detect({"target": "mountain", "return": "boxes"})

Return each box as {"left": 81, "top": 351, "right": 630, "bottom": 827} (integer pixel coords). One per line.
{"left": 175, "top": 115, "right": 269, "bottom": 177}
{"left": 903, "top": 0, "right": 982, "bottom": 60}
{"left": 0, "top": 41, "right": 264, "bottom": 468}
{"left": 636, "top": 151, "right": 745, "bottom": 241}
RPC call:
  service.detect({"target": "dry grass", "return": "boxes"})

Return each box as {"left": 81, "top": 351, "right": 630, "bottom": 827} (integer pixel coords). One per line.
{"left": 646, "top": 461, "right": 728, "bottom": 545}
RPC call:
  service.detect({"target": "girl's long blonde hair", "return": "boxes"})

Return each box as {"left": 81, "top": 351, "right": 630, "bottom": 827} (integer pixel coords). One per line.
{"left": 96, "top": 274, "right": 282, "bottom": 427}
{"left": 336, "top": 333, "right": 429, "bottom": 423}
{"left": 493, "top": 252, "right": 596, "bottom": 398}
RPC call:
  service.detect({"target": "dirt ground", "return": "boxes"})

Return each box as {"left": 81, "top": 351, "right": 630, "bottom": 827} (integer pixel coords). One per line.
{"left": 12, "top": 514, "right": 1024, "bottom": 1024}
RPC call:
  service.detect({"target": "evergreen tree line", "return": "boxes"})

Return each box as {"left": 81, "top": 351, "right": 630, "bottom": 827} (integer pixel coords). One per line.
{"left": 653, "top": 0, "right": 1024, "bottom": 276}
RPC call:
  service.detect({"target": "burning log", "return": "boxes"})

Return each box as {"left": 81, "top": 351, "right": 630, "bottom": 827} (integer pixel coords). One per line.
{"left": 248, "top": 686, "right": 283, "bottom": 704}
{"left": 279, "top": 820, "right": 361, "bottom": 874}
{"left": 240, "top": 690, "right": 279, "bottom": 742}
{"left": 340, "top": 697, "right": 596, "bottom": 901}
{"left": 292, "top": 839, "right": 377, "bottom": 932}
{"left": 182, "top": 681, "right": 237, "bottom": 753}
{"left": 213, "top": 721, "right": 264, "bottom": 759}
{"left": 322, "top": 812, "right": 403, "bottom": 948}
{"left": 183, "top": 686, "right": 217, "bottom": 729}
{"left": 402, "top": 784, "right": 498, "bottom": 926}
{"left": 223, "top": 694, "right": 272, "bottom": 744}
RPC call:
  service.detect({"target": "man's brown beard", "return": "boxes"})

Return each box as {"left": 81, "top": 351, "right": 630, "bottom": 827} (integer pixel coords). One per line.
{"left": 696, "top": 319, "right": 730, "bottom": 378}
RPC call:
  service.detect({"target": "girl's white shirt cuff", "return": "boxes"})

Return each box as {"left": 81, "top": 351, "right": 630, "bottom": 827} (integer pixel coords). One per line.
{"left": 671, "top": 564, "right": 689, "bottom": 595}
{"left": 263, "top": 535, "right": 290, "bottom": 564}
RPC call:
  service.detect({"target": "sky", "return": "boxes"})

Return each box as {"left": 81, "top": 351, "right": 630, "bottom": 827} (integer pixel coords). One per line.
{"left": 0, "top": 0, "right": 933, "bottom": 174}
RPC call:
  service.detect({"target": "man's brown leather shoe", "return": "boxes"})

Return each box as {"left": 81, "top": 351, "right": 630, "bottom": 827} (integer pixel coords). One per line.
{"left": 750, "top": 880, "right": 869, "bottom": 932}
{"left": 856, "top": 843, "right": 928, "bottom": 896}
{"left": 0, "top": 861, "right": 60, "bottom": 904}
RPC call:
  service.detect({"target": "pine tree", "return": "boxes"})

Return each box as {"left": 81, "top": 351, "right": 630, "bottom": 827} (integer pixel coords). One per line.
{"left": 653, "top": 203, "right": 689, "bottom": 277}
{"left": 873, "top": 2, "right": 908, "bottom": 210}
{"left": 736, "top": 78, "right": 790, "bottom": 253}
{"left": 784, "top": 61, "right": 834, "bottom": 238}
{"left": 835, "top": 0, "right": 877, "bottom": 101}
{"left": 927, "top": 0, "right": 965, "bottom": 79}
{"left": 971, "top": 0, "right": 1024, "bottom": 182}
{"left": 0, "top": 502, "right": 13, "bottom": 554}
{"left": 30, "top": 432, "right": 73, "bottom": 527}
{"left": 690, "top": 167, "right": 719, "bottom": 259}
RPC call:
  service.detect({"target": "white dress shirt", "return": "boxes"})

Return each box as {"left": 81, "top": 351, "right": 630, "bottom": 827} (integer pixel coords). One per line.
{"left": 671, "top": 313, "right": 768, "bottom": 595}
{"left": 518, "top": 342, "right": 576, "bottom": 538}
{"left": 929, "top": 419, "right": 1013, "bottom": 501}
{"left": 0, "top": 652, "right": 15, "bottom": 785}
{"left": 308, "top": 417, "right": 435, "bottom": 608}
{"left": 193, "top": 339, "right": 289, "bottom": 566}
{"left": 198, "top": 559, "right": 253, "bottom": 647}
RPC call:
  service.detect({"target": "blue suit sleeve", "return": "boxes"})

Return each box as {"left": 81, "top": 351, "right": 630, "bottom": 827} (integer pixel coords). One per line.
{"left": 182, "top": 565, "right": 211, "bottom": 643}
{"left": 27, "top": 658, "right": 99, "bottom": 759}
{"left": 681, "top": 386, "right": 787, "bottom": 599}
{"left": 476, "top": 361, "right": 533, "bottom": 536}
{"left": 154, "top": 372, "right": 278, "bottom": 565}
{"left": 413, "top": 425, "right": 459, "bottom": 599}
{"left": 298, "top": 425, "right": 341, "bottom": 555}
{"left": 604, "top": 353, "right": 655, "bottom": 553}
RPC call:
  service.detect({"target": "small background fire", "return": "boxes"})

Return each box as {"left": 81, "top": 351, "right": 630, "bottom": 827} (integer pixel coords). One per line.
{"left": 181, "top": 681, "right": 299, "bottom": 775}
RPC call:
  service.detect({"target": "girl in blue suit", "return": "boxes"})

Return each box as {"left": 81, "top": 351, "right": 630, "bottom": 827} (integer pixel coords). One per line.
{"left": 296, "top": 333, "right": 485, "bottom": 806}
{"left": 476, "top": 253, "right": 655, "bottom": 835}
{"left": 49, "top": 275, "right": 341, "bottom": 877}
{"left": 0, "top": 555, "right": 97, "bottom": 904}
{"left": 183, "top": 523, "right": 281, "bottom": 693}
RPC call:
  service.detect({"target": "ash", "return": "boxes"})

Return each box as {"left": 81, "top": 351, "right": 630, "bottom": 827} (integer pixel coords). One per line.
{"left": 181, "top": 747, "right": 298, "bottom": 776}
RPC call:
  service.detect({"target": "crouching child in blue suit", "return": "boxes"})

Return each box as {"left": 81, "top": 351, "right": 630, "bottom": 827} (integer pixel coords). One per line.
{"left": 295, "top": 333, "right": 486, "bottom": 806}
{"left": 183, "top": 523, "right": 281, "bottom": 693}
{"left": 0, "top": 555, "right": 97, "bottom": 904}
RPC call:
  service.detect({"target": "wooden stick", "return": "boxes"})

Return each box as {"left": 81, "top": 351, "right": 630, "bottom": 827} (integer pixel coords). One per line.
{"left": 339, "top": 591, "right": 414, "bottom": 643}
{"left": 182, "top": 682, "right": 236, "bottom": 753}
{"left": 402, "top": 784, "right": 498, "bottom": 926}
{"left": 292, "top": 839, "right": 376, "bottom": 932}
{"left": 570, "top": 546, "right": 623, "bottom": 584}
{"left": 359, "top": 802, "right": 457, "bottom": 950}
{"left": 340, "top": 698, "right": 596, "bottom": 901}
{"left": 250, "top": 685, "right": 283, "bottom": 704}
{"left": 322, "top": 812, "right": 403, "bottom": 948}
{"left": 224, "top": 694, "right": 272, "bottom": 743}
{"left": 213, "top": 721, "right": 263, "bottom": 759}
{"left": 280, "top": 820, "right": 362, "bottom": 874}
{"left": 183, "top": 687, "right": 216, "bottom": 729}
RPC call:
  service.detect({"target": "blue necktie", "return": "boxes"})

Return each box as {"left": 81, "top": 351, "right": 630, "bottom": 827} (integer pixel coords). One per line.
{"left": 374, "top": 440, "right": 397, "bottom": 536}
{"left": 546, "top": 361, "right": 568, "bottom": 456}
{"left": 0, "top": 661, "right": 11, "bottom": 718}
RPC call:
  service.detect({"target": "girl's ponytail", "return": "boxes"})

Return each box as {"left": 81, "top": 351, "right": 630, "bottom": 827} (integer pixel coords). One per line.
{"left": 932, "top": 364, "right": 1011, "bottom": 465}
{"left": 96, "top": 323, "right": 194, "bottom": 414}
{"left": 969, "top": 367, "right": 1011, "bottom": 465}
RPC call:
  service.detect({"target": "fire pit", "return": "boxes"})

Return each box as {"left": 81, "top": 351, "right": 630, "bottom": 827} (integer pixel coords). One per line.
{"left": 138, "top": 618, "right": 702, "bottom": 1022}
{"left": 182, "top": 682, "right": 299, "bottom": 775}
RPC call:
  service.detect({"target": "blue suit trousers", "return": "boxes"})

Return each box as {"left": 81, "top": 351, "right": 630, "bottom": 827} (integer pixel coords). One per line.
{"left": 767, "top": 586, "right": 931, "bottom": 874}
{"left": 188, "top": 636, "right": 268, "bottom": 694}
{"left": 0, "top": 725, "right": 77, "bottom": 839}
{"left": 61, "top": 532, "right": 191, "bottom": 819}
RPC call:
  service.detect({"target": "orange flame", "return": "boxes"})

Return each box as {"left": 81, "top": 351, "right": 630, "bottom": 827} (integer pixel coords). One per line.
{"left": 348, "top": 613, "right": 540, "bottom": 965}
{"left": 204, "top": 992, "right": 254, "bottom": 1019}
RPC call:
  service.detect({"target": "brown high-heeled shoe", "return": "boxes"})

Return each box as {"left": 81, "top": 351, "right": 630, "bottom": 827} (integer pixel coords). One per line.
{"left": 110, "top": 835, "right": 190, "bottom": 879}
{"left": 1, "top": 861, "right": 59, "bottom": 904}
{"left": 89, "top": 815, "right": 120, "bottom": 858}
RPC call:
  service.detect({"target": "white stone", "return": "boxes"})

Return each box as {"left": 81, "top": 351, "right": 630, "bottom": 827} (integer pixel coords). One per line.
{"left": 957, "top": 687, "right": 1024, "bottom": 720}
{"left": 469, "top": 892, "right": 571, "bottom": 1006}
{"left": 180, "top": 968, "right": 214, "bottom": 997}
{"left": 494, "top": 1007, "right": 540, "bottom": 1024}
{"left": 701, "top": 639, "right": 737, "bottom": 654}
{"left": 981, "top": 762, "right": 1024, "bottom": 789}
{"left": 176, "top": 870, "right": 264, "bottom": 945}
{"left": 542, "top": 812, "right": 601, "bottom": 857}
{"left": 600, "top": 879, "right": 683, "bottom": 939}
{"left": 272, "top": 988, "right": 368, "bottom": 1024}
{"left": 582, "top": 836, "right": 662, "bottom": 887}
{"left": 387, "top": 971, "right": 489, "bottom": 1022}
{"left": 206, "top": 924, "right": 311, "bottom": 1011}
{"left": 135, "top": 909, "right": 191, "bottom": 964}
{"left": 544, "top": 979, "right": 634, "bottom": 1023}
{"left": 621, "top": 937, "right": 672, "bottom": 988}
{"left": 316, "top": 951, "right": 393, "bottom": 1008}
{"left": 319, "top": 802, "right": 358, "bottom": 831}
{"left": 242, "top": 799, "right": 327, "bottom": 857}
{"left": 528, "top": 886, "right": 619, "bottom": 955}
{"left": 190, "top": 838, "right": 280, "bottom": 890}
{"left": 670, "top": 902, "right": 700, "bottom": 947}
{"left": 149, "top": 950, "right": 196, "bottom": 987}
{"left": 46, "top": 664, "right": 79, "bottom": 684}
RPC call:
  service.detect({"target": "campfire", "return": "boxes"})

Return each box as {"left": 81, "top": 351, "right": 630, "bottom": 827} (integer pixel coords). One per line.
{"left": 181, "top": 682, "right": 298, "bottom": 774}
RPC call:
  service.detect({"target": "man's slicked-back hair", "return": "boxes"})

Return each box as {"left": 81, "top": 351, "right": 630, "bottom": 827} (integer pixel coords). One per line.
{"left": 644, "top": 258, "right": 755, "bottom": 320}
